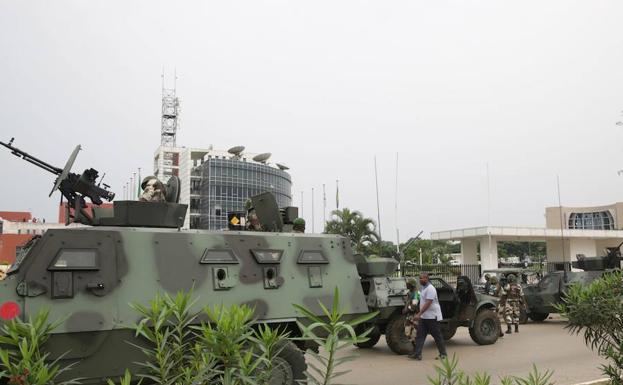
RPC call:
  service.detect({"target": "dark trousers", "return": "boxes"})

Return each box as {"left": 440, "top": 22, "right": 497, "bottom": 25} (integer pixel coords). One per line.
{"left": 413, "top": 318, "right": 447, "bottom": 357}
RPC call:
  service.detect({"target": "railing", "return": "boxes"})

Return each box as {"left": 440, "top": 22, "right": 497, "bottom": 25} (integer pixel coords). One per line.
{"left": 399, "top": 264, "right": 481, "bottom": 286}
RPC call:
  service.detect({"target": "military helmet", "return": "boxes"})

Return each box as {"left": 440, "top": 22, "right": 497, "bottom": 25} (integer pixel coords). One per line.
{"left": 244, "top": 199, "right": 253, "bottom": 211}
{"left": 490, "top": 276, "right": 498, "bottom": 284}
{"left": 484, "top": 273, "right": 491, "bottom": 280}
{"left": 507, "top": 274, "right": 517, "bottom": 283}
{"left": 293, "top": 218, "right": 306, "bottom": 227}
{"left": 406, "top": 277, "right": 417, "bottom": 288}
{"left": 141, "top": 175, "right": 158, "bottom": 190}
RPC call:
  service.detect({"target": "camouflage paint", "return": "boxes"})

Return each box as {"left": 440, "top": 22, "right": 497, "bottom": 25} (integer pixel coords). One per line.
{"left": 0, "top": 226, "right": 368, "bottom": 383}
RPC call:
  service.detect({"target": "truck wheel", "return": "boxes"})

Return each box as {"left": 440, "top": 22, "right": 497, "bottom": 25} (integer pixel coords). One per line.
{"left": 519, "top": 309, "right": 529, "bottom": 325}
{"left": 270, "top": 341, "right": 307, "bottom": 385}
{"left": 442, "top": 326, "right": 457, "bottom": 341}
{"left": 469, "top": 310, "right": 499, "bottom": 345}
{"left": 528, "top": 312, "right": 549, "bottom": 322}
{"left": 355, "top": 325, "right": 381, "bottom": 349}
{"left": 385, "top": 314, "right": 412, "bottom": 355}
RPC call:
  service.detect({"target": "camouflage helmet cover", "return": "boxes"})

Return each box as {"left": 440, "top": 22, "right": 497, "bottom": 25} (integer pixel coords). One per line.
{"left": 490, "top": 276, "right": 498, "bottom": 284}
{"left": 507, "top": 274, "right": 517, "bottom": 283}
{"left": 141, "top": 175, "right": 158, "bottom": 190}
{"left": 406, "top": 277, "right": 417, "bottom": 287}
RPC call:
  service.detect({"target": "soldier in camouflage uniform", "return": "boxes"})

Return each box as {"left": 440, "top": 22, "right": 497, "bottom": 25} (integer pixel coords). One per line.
{"left": 499, "top": 274, "right": 526, "bottom": 334}
{"left": 489, "top": 276, "right": 504, "bottom": 338}
{"left": 403, "top": 278, "right": 420, "bottom": 357}
{"left": 139, "top": 176, "right": 167, "bottom": 202}
{"left": 244, "top": 199, "right": 263, "bottom": 231}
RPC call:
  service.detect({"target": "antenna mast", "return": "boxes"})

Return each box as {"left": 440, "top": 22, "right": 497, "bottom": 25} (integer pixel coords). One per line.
{"left": 161, "top": 70, "right": 180, "bottom": 147}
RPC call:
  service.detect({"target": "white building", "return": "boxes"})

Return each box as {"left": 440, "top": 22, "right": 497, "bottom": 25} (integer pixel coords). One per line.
{"left": 432, "top": 202, "right": 623, "bottom": 271}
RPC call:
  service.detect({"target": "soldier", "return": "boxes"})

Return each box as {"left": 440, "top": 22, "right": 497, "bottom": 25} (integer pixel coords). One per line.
{"left": 245, "top": 199, "right": 262, "bottom": 231}
{"left": 483, "top": 274, "right": 492, "bottom": 294}
{"left": 489, "top": 276, "right": 504, "bottom": 338}
{"left": 403, "top": 278, "right": 420, "bottom": 357}
{"left": 499, "top": 274, "right": 526, "bottom": 334}
{"left": 293, "top": 218, "right": 306, "bottom": 233}
{"left": 139, "top": 176, "right": 167, "bottom": 202}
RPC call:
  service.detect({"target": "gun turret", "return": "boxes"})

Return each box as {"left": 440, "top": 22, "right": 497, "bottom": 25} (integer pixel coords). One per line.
{"left": 572, "top": 241, "right": 623, "bottom": 271}
{"left": 0, "top": 138, "right": 115, "bottom": 224}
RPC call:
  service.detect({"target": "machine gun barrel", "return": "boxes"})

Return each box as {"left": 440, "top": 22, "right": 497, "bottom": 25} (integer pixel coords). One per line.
{"left": 0, "top": 138, "right": 62, "bottom": 175}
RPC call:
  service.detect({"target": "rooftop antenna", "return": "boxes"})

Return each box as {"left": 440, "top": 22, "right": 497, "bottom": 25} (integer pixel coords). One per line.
{"left": 161, "top": 69, "right": 180, "bottom": 147}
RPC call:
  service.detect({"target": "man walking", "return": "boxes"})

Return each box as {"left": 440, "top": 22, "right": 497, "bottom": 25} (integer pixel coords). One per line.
{"left": 410, "top": 273, "right": 447, "bottom": 361}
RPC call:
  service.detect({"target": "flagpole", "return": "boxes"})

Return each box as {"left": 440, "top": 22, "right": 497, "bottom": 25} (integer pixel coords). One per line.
{"left": 311, "top": 187, "right": 315, "bottom": 233}
{"left": 137, "top": 167, "right": 142, "bottom": 199}
{"left": 336, "top": 179, "right": 339, "bottom": 210}
{"left": 133, "top": 172, "right": 136, "bottom": 201}
{"left": 322, "top": 184, "right": 326, "bottom": 232}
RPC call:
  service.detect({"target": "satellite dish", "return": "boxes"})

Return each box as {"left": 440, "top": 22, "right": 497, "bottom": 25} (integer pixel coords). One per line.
{"left": 166, "top": 176, "right": 181, "bottom": 204}
{"left": 228, "top": 146, "right": 245, "bottom": 155}
{"left": 253, "top": 153, "right": 272, "bottom": 163}
{"left": 49, "top": 145, "right": 81, "bottom": 197}
{"left": 276, "top": 163, "right": 289, "bottom": 171}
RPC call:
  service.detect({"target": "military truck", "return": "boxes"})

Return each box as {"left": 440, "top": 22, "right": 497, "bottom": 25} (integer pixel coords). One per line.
{"left": 355, "top": 261, "right": 501, "bottom": 354}
{"left": 522, "top": 246, "right": 622, "bottom": 322}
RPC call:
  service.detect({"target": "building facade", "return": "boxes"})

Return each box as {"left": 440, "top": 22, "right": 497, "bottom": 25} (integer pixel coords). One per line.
{"left": 199, "top": 155, "right": 292, "bottom": 230}
{"left": 432, "top": 202, "right": 623, "bottom": 271}
{"left": 153, "top": 146, "right": 292, "bottom": 230}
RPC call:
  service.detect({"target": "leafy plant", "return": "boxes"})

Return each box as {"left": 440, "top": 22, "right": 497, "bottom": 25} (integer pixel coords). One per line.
{"left": 106, "top": 370, "right": 135, "bottom": 385}
{"left": 427, "top": 356, "right": 552, "bottom": 385}
{"left": 198, "top": 304, "right": 289, "bottom": 385}
{"left": 556, "top": 270, "right": 623, "bottom": 385}
{"left": 0, "top": 309, "right": 79, "bottom": 385}
{"left": 294, "top": 287, "right": 378, "bottom": 385}
{"left": 324, "top": 208, "right": 379, "bottom": 253}
{"left": 130, "top": 290, "right": 218, "bottom": 385}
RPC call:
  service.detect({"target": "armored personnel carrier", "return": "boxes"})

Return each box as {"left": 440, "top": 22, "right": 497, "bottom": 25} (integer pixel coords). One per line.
{"left": 0, "top": 139, "right": 501, "bottom": 384}
{"left": 523, "top": 245, "right": 622, "bottom": 322}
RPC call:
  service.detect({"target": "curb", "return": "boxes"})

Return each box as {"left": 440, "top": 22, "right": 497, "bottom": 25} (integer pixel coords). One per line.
{"left": 574, "top": 379, "right": 609, "bottom": 385}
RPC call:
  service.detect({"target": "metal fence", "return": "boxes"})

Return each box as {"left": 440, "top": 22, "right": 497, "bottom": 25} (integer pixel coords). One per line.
{"left": 399, "top": 264, "right": 482, "bottom": 286}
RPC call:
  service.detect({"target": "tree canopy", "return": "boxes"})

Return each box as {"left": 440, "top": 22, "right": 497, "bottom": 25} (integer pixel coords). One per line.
{"left": 324, "top": 208, "right": 379, "bottom": 254}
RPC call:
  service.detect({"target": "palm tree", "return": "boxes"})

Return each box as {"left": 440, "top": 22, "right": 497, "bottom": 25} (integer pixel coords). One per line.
{"left": 324, "top": 208, "right": 379, "bottom": 253}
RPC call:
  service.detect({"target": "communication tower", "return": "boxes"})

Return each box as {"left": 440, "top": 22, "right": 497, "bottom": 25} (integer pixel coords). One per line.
{"left": 161, "top": 71, "right": 180, "bottom": 147}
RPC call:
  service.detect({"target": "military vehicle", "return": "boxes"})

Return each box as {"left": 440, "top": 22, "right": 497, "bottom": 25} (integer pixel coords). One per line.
{"left": 522, "top": 245, "right": 622, "bottom": 322}
{"left": 355, "top": 265, "right": 501, "bottom": 354}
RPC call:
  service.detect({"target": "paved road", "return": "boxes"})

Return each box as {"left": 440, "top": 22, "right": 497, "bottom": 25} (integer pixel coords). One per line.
{"left": 336, "top": 317, "right": 605, "bottom": 385}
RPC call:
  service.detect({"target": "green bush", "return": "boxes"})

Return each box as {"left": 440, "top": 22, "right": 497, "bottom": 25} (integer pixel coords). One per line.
{"left": 428, "top": 355, "right": 554, "bottom": 385}
{"left": 556, "top": 270, "right": 623, "bottom": 385}
{"left": 0, "top": 309, "right": 78, "bottom": 385}
{"left": 294, "top": 287, "right": 378, "bottom": 385}
{"left": 130, "top": 290, "right": 289, "bottom": 385}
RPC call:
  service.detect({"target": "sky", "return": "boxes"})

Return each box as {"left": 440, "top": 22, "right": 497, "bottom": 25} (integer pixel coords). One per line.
{"left": 1, "top": 0, "right": 623, "bottom": 242}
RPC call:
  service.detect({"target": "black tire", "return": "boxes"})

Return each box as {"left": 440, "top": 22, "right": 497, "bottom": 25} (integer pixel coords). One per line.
{"left": 519, "top": 308, "right": 529, "bottom": 325}
{"left": 442, "top": 325, "right": 457, "bottom": 341}
{"left": 385, "top": 314, "right": 413, "bottom": 355}
{"left": 469, "top": 309, "right": 500, "bottom": 346}
{"left": 355, "top": 325, "right": 381, "bottom": 349}
{"left": 528, "top": 312, "right": 549, "bottom": 322}
{"left": 270, "top": 341, "right": 307, "bottom": 385}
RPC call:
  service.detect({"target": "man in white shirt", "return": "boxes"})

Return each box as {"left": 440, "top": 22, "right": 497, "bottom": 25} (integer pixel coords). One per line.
{"left": 410, "top": 273, "right": 448, "bottom": 360}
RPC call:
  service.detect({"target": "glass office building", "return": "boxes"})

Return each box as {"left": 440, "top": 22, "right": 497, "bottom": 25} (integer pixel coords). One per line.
{"left": 199, "top": 157, "right": 292, "bottom": 230}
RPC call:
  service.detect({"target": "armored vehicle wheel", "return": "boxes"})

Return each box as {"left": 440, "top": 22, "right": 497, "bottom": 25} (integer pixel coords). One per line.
{"left": 385, "top": 314, "right": 412, "bottom": 355}
{"left": 270, "top": 341, "right": 307, "bottom": 385}
{"left": 442, "top": 325, "right": 457, "bottom": 341}
{"left": 355, "top": 325, "right": 381, "bottom": 349}
{"left": 528, "top": 312, "right": 549, "bottom": 322}
{"left": 519, "top": 308, "right": 529, "bottom": 324}
{"left": 469, "top": 309, "right": 499, "bottom": 345}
